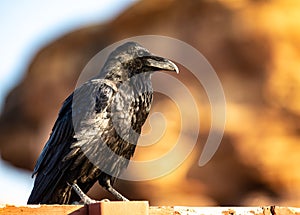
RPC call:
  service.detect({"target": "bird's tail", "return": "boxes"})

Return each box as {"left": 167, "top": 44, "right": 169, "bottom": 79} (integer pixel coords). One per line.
{"left": 27, "top": 169, "right": 69, "bottom": 204}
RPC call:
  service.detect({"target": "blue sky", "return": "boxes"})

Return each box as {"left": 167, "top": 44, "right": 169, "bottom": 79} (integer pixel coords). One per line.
{"left": 0, "top": 0, "right": 136, "bottom": 111}
{"left": 0, "top": 0, "right": 136, "bottom": 204}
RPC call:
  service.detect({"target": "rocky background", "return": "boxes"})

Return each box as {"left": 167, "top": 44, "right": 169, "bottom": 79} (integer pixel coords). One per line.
{"left": 1, "top": 0, "right": 300, "bottom": 206}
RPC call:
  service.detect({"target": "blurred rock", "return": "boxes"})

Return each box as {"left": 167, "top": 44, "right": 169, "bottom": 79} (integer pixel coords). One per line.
{"left": 1, "top": 0, "right": 300, "bottom": 206}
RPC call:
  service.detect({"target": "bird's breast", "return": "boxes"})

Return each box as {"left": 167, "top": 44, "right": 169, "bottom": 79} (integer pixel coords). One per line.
{"left": 131, "top": 92, "right": 153, "bottom": 132}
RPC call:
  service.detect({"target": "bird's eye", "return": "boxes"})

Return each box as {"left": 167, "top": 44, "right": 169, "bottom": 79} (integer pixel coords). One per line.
{"left": 137, "top": 50, "right": 145, "bottom": 57}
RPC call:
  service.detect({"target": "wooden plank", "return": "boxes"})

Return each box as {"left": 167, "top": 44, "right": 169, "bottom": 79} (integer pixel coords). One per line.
{"left": 89, "top": 201, "right": 148, "bottom": 215}
{"left": 0, "top": 201, "right": 148, "bottom": 215}
{"left": 275, "top": 207, "right": 300, "bottom": 215}
{"left": 1, "top": 204, "right": 300, "bottom": 215}
{"left": 0, "top": 204, "right": 87, "bottom": 215}
{"left": 148, "top": 206, "right": 300, "bottom": 215}
{"left": 148, "top": 206, "right": 174, "bottom": 215}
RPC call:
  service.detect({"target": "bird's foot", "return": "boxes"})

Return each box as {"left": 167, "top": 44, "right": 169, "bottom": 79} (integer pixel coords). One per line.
{"left": 103, "top": 179, "right": 129, "bottom": 201}
{"left": 100, "top": 198, "right": 110, "bottom": 202}
{"left": 71, "top": 183, "right": 108, "bottom": 204}
{"left": 72, "top": 199, "right": 110, "bottom": 205}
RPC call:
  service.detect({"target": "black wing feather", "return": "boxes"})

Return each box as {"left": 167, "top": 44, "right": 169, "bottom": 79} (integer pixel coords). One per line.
{"left": 28, "top": 79, "right": 116, "bottom": 204}
{"left": 32, "top": 94, "right": 74, "bottom": 176}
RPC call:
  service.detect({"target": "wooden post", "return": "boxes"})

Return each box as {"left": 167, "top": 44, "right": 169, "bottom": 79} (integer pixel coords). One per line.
{"left": 1, "top": 203, "right": 300, "bottom": 215}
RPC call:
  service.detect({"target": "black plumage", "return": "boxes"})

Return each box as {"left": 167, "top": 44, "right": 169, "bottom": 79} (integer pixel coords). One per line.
{"left": 27, "top": 42, "right": 179, "bottom": 204}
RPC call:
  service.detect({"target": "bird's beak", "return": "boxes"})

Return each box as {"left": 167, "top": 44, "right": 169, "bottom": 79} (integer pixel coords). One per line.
{"left": 141, "top": 56, "right": 179, "bottom": 74}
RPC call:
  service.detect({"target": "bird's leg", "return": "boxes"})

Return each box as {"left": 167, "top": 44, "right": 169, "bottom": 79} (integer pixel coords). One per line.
{"left": 103, "top": 179, "right": 129, "bottom": 201}
{"left": 71, "top": 183, "right": 99, "bottom": 204}
{"left": 71, "top": 183, "right": 109, "bottom": 204}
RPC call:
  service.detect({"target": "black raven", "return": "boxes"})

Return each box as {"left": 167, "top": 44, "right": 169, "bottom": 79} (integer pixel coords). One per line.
{"left": 27, "top": 42, "right": 179, "bottom": 204}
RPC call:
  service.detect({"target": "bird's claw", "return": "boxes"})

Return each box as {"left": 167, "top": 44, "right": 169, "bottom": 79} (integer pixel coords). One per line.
{"left": 100, "top": 198, "right": 110, "bottom": 202}
{"left": 71, "top": 183, "right": 102, "bottom": 204}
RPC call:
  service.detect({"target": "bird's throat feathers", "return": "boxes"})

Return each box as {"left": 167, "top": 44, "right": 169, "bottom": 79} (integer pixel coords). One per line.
{"left": 104, "top": 62, "right": 153, "bottom": 94}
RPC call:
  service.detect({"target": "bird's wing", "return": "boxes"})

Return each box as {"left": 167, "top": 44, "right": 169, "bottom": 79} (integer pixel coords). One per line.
{"left": 32, "top": 93, "right": 74, "bottom": 177}
{"left": 64, "top": 79, "right": 137, "bottom": 179}
{"left": 32, "top": 79, "right": 117, "bottom": 176}
{"left": 28, "top": 79, "right": 118, "bottom": 203}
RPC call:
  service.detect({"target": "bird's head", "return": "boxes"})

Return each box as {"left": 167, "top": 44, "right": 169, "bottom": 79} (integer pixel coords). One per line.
{"left": 103, "top": 42, "right": 179, "bottom": 82}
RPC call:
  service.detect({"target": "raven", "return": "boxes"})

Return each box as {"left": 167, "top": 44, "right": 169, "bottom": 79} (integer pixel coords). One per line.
{"left": 27, "top": 42, "right": 179, "bottom": 204}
